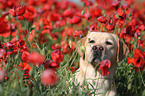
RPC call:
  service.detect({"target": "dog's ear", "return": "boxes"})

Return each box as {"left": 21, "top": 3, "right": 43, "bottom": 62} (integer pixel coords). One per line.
{"left": 77, "top": 37, "right": 87, "bottom": 60}
{"left": 112, "top": 34, "right": 130, "bottom": 62}
{"left": 117, "top": 39, "right": 129, "bottom": 62}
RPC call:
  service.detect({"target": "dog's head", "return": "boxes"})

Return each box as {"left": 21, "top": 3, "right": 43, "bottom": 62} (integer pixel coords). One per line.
{"left": 78, "top": 32, "right": 129, "bottom": 66}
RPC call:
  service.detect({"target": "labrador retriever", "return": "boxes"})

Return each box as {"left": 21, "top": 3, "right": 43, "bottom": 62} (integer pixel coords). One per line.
{"left": 75, "top": 32, "right": 129, "bottom": 96}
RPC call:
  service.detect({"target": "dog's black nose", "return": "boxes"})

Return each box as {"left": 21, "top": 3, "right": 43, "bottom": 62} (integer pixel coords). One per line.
{"left": 92, "top": 45, "right": 104, "bottom": 51}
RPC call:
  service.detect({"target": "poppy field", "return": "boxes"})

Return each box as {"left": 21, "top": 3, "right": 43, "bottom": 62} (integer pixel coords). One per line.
{"left": 0, "top": 0, "right": 145, "bottom": 96}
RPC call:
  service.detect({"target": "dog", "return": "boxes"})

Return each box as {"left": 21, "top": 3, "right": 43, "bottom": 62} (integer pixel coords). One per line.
{"left": 75, "top": 32, "right": 129, "bottom": 96}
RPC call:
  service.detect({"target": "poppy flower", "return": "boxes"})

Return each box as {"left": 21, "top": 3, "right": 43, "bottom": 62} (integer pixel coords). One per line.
{"left": 54, "top": 20, "right": 66, "bottom": 28}
{"left": 18, "top": 62, "right": 31, "bottom": 78}
{"left": 98, "top": 60, "right": 111, "bottom": 76}
{"left": 97, "top": 16, "right": 107, "bottom": 23}
{"left": 0, "top": 20, "right": 11, "bottom": 37}
{"left": 22, "top": 51, "right": 30, "bottom": 63}
{"left": 74, "top": 30, "right": 83, "bottom": 37}
{"left": 18, "top": 6, "right": 36, "bottom": 21}
{"left": 69, "top": 67, "right": 78, "bottom": 73}
{"left": 51, "top": 44, "right": 61, "bottom": 50}
{"left": 0, "top": 69, "right": 5, "bottom": 82}
{"left": 41, "top": 69, "right": 58, "bottom": 86}
{"left": 0, "top": 12, "right": 9, "bottom": 20}
{"left": 28, "top": 0, "right": 39, "bottom": 6}
{"left": 63, "top": 9, "right": 74, "bottom": 17}
{"left": 69, "top": 16, "right": 81, "bottom": 24}
{"left": 43, "top": 60, "right": 59, "bottom": 69}
{"left": 57, "top": 1, "right": 69, "bottom": 10}
{"left": 95, "top": 0, "right": 114, "bottom": 9}
{"left": 82, "top": 0, "right": 93, "bottom": 6}
{"left": 9, "top": 6, "right": 26, "bottom": 17}
{"left": 51, "top": 49, "right": 63, "bottom": 63}
{"left": 137, "top": 39, "right": 144, "bottom": 49}
{"left": 119, "top": 26, "right": 135, "bottom": 42}
{"left": 68, "top": 27, "right": 74, "bottom": 37}
{"left": 114, "top": 10, "right": 126, "bottom": 19}
{"left": 50, "top": 13, "right": 61, "bottom": 22}
{"left": 90, "top": 23, "right": 98, "bottom": 31}
{"left": 50, "top": 33, "right": 59, "bottom": 40}
{"left": 42, "top": 19, "right": 52, "bottom": 30}
{"left": 90, "top": 7, "right": 102, "bottom": 18}
{"left": 0, "top": 49, "right": 6, "bottom": 59}
{"left": 17, "top": 39, "right": 29, "bottom": 51}
{"left": 28, "top": 52, "right": 45, "bottom": 66}
{"left": 39, "top": 30, "right": 50, "bottom": 44}
{"left": 112, "top": 1, "right": 120, "bottom": 9}
{"left": 61, "top": 41, "right": 70, "bottom": 54}
{"left": 127, "top": 49, "right": 145, "bottom": 71}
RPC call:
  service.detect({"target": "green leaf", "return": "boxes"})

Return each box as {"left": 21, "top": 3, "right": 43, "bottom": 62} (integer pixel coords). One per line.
{"left": 81, "top": 10, "right": 85, "bottom": 15}
{"left": 128, "top": 13, "right": 131, "bottom": 18}
{"left": 116, "top": 14, "right": 120, "bottom": 19}
{"left": 80, "top": 45, "right": 86, "bottom": 54}
{"left": 69, "top": 40, "right": 72, "bottom": 48}
{"left": 16, "top": 35, "right": 19, "bottom": 41}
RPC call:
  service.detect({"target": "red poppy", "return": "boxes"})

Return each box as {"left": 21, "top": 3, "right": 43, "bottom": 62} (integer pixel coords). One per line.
{"left": 9, "top": 6, "right": 26, "bottom": 17}
{"left": 95, "top": 0, "right": 114, "bottom": 9}
{"left": 137, "top": 39, "right": 144, "bottom": 49}
{"left": 0, "top": 20, "right": 11, "bottom": 37}
{"left": 56, "top": 1, "right": 69, "bottom": 10}
{"left": 69, "top": 16, "right": 81, "bottom": 24}
{"left": 98, "top": 60, "right": 111, "bottom": 76}
{"left": 90, "top": 23, "right": 98, "bottom": 31}
{"left": 0, "top": 49, "right": 6, "bottom": 59}
{"left": 114, "top": 9, "right": 126, "bottom": 19}
{"left": 22, "top": 51, "right": 30, "bottom": 63}
{"left": 17, "top": 39, "right": 29, "bottom": 51}
{"left": 83, "top": 0, "right": 93, "bottom": 6}
{"left": 61, "top": 27, "right": 74, "bottom": 38}
{"left": 42, "top": 19, "right": 52, "bottom": 30}
{"left": 18, "top": 6, "right": 36, "bottom": 21}
{"left": 28, "top": 52, "right": 45, "bottom": 66}
{"left": 63, "top": 9, "right": 74, "bottom": 17}
{"left": 51, "top": 44, "right": 61, "bottom": 50}
{"left": 61, "top": 41, "right": 69, "bottom": 53}
{"left": 28, "top": 0, "right": 39, "bottom": 6}
{"left": 39, "top": 29, "right": 51, "bottom": 44}
{"left": 97, "top": 16, "right": 107, "bottom": 23}
{"left": 90, "top": 7, "right": 102, "bottom": 18}
{"left": 54, "top": 20, "right": 66, "bottom": 28}
{"left": 127, "top": 49, "right": 145, "bottom": 71}
{"left": 51, "top": 49, "right": 63, "bottom": 63}
{"left": 119, "top": 26, "right": 135, "bottom": 43}
{"left": 41, "top": 69, "right": 58, "bottom": 86}
{"left": 69, "top": 67, "right": 78, "bottom": 73}
{"left": 74, "top": 30, "right": 83, "bottom": 37}
{"left": 50, "top": 33, "right": 59, "bottom": 40}
{"left": 18, "top": 62, "right": 31, "bottom": 78}
{"left": 43, "top": 60, "right": 59, "bottom": 69}
{"left": 50, "top": 13, "right": 61, "bottom": 22}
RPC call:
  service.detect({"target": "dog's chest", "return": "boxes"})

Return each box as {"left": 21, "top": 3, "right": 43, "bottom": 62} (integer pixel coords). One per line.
{"left": 87, "top": 73, "right": 111, "bottom": 93}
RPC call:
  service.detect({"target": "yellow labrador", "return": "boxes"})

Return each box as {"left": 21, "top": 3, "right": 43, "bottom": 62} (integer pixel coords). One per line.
{"left": 75, "top": 32, "right": 129, "bottom": 96}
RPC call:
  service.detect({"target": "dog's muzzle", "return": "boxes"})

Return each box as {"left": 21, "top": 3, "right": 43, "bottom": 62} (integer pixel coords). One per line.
{"left": 91, "top": 45, "right": 104, "bottom": 63}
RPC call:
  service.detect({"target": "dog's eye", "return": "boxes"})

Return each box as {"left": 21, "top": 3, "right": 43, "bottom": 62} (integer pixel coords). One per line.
{"left": 106, "top": 41, "right": 113, "bottom": 45}
{"left": 88, "top": 40, "right": 95, "bottom": 43}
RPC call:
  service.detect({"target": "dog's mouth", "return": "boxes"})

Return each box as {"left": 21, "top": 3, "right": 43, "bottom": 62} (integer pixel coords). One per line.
{"left": 91, "top": 51, "right": 102, "bottom": 62}
{"left": 89, "top": 50, "right": 103, "bottom": 69}
{"left": 92, "top": 58, "right": 101, "bottom": 63}
{"left": 90, "top": 58, "right": 101, "bottom": 69}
